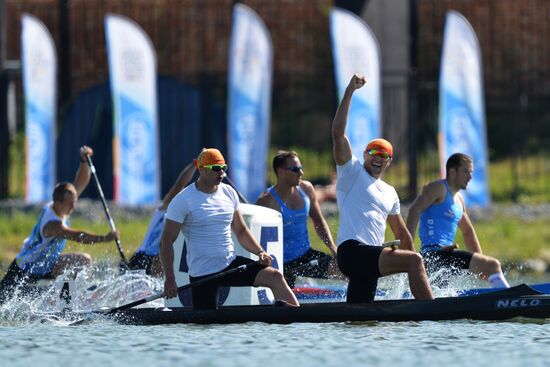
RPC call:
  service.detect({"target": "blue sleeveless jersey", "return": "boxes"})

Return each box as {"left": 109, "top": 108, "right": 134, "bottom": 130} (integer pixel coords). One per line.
{"left": 419, "top": 180, "right": 463, "bottom": 251}
{"left": 135, "top": 208, "right": 165, "bottom": 256}
{"left": 268, "top": 186, "right": 311, "bottom": 262}
{"left": 15, "top": 203, "right": 68, "bottom": 275}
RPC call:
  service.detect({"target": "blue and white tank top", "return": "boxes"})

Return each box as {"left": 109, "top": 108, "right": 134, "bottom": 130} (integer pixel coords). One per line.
{"left": 15, "top": 203, "right": 68, "bottom": 275}
{"left": 135, "top": 208, "right": 165, "bottom": 256}
{"left": 419, "top": 180, "right": 464, "bottom": 252}
{"left": 268, "top": 186, "right": 311, "bottom": 262}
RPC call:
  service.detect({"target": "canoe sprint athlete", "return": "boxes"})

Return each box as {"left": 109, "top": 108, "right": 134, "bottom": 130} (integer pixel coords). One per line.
{"left": 255, "top": 150, "right": 339, "bottom": 288}
{"left": 406, "top": 152, "right": 510, "bottom": 289}
{"left": 0, "top": 146, "right": 119, "bottom": 304}
{"left": 127, "top": 162, "right": 196, "bottom": 276}
{"left": 332, "top": 74, "right": 434, "bottom": 303}
{"left": 160, "top": 148, "right": 299, "bottom": 309}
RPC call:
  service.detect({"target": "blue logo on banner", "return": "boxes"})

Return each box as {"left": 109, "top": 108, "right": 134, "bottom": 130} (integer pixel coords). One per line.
{"left": 27, "top": 102, "right": 53, "bottom": 202}
{"left": 117, "top": 95, "right": 158, "bottom": 204}
{"left": 229, "top": 88, "right": 268, "bottom": 202}
{"left": 348, "top": 101, "right": 377, "bottom": 160}
{"left": 442, "top": 93, "right": 489, "bottom": 207}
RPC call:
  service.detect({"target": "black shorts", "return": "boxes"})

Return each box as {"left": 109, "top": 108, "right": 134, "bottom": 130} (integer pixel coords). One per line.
{"left": 421, "top": 249, "right": 473, "bottom": 275}
{"left": 189, "top": 256, "right": 266, "bottom": 310}
{"left": 127, "top": 252, "right": 157, "bottom": 275}
{"left": 0, "top": 260, "right": 52, "bottom": 304}
{"left": 283, "top": 248, "right": 331, "bottom": 288}
{"left": 337, "top": 240, "right": 384, "bottom": 303}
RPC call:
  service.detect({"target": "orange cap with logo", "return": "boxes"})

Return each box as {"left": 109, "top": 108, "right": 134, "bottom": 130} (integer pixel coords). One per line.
{"left": 195, "top": 148, "right": 226, "bottom": 168}
{"left": 365, "top": 138, "right": 393, "bottom": 158}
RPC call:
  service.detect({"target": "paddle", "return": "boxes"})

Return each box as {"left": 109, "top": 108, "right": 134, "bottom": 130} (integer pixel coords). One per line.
{"left": 105, "top": 260, "right": 260, "bottom": 314}
{"left": 85, "top": 155, "right": 128, "bottom": 266}
{"left": 222, "top": 175, "right": 249, "bottom": 203}
{"left": 287, "top": 255, "right": 333, "bottom": 275}
{"left": 383, "top": 239, "right": 401, "bottom": 250}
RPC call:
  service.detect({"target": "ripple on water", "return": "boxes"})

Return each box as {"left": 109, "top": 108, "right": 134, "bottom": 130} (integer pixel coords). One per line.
{"left": 1, "top": 320, "right": 550, "bottom": 366}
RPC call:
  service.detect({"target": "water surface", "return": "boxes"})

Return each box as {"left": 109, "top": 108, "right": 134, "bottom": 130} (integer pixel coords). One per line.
{"left": 1, "top": 270, "right": 549, "bottom": 367}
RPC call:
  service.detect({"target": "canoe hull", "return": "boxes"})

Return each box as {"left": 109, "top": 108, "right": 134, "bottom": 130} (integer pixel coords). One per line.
{"left": 109, "top": 284, "right": 550, "bottom": 325}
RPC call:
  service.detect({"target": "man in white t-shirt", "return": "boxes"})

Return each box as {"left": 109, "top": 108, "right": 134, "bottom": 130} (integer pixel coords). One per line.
{"left": 160, "top": 148, "right": 299, "bottom": 310}
{"left": 0, "top": 146, "right": 119, "bottom": 304}
{"left": 332, "top": 75, "right": 434, "bottom": 303}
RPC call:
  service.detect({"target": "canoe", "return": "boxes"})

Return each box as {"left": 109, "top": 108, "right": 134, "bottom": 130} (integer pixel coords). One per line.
{"left": 95, "top": 284, "right": 550, "bottom": 325}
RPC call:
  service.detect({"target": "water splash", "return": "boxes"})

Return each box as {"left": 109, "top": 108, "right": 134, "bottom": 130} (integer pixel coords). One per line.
{"left": 294, "top": 268, "right": 494, "bottom": 302}
{"left": 0, "top": 263, "right": 163, "bottom": 326}
{"left": 376, "top": 269, "right": 485, "bottom": 300}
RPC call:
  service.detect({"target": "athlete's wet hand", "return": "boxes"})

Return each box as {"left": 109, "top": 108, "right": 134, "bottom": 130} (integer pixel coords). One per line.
{"left": 257, "top": 251, "right": 272, "bottom": 267}
{"left": 105, "top": 230, "right": 119, "bottom": 241}
{"left": 79, "top": 145, "right": 93, "bottom": 161}
{"left": 163, "top": 276, "right": 178, "bottom": 299}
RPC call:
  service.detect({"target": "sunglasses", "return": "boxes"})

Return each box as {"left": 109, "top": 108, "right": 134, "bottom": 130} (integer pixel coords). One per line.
{"left": 202, "top": 164, "right": 228, "bottom": 172}
{"left": 285, "top": 166, "right": 303, "bottom": 173}
{"left": 367, "top": 148, "right": 392, "bottom": 160}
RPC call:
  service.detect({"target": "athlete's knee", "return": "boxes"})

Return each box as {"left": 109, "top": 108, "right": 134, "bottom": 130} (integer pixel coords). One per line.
{"left": 407, "top": 252, "right": 424, "bottom": 270}
{"left": 257, "top": 267, "right": 285, "bottom": 286}
{"left": 268, "top": 267, "right": 285, "bottom": 283}
{"left": 489, "top": 257, "right": 502, "bottom": 272}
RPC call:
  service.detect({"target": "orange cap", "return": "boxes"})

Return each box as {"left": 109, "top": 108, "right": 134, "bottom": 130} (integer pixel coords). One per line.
{"left": 365, "top": 138, "right": 393, "bottom": 158}
{"left": 195, "top": 148, "right": 226, "bottom": 167}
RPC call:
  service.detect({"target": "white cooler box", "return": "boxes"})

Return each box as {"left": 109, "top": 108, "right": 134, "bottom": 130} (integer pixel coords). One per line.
{"left": 164, "top": 203, "right": 283, "bottom": 308}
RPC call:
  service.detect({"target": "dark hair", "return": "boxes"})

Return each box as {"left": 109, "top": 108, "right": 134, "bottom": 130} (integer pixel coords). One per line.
{"left": 446, "top": 153, "right": 473, "bottom": 176}
{"left": 272, "top": 150, "right": 299, "bottom": 177}
{"left": 53, "top": 182, "right": 76, "bottom": 202}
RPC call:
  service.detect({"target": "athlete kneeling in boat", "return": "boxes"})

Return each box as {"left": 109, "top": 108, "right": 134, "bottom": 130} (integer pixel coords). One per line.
{"left": 256, "top": 150, "right": 338, "bottom": 288}
{"left": 332, "top": 75, "right": 434, "bottom": 303}
{"left": 160, "top": 148, "right": 299, "bottom": 309}
{"left": 0, "top": 146, "right": 119, "bottom": 304}
{"left": 127, "top": 162, "right": 196, "bottom": 276}
{"left": 406, "top": 153, "right": 510, "bottom": 289}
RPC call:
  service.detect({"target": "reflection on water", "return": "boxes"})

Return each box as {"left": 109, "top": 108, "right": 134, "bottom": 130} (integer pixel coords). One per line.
{"left": 1, "top": 318, "right": 550, "bottom": 367}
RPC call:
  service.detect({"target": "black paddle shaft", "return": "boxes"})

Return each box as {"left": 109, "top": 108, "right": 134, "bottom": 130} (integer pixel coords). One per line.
{"left": 287, "top": 255, "right": 333, "bottom": 275}
{"left": 222, "top": 175, "right": 249, "bottom": 203}
{"left": 286, "top": 240, "right": 400, "bottom": 275}
{"left": 108, "top": 261, "right": 259, "bottom": 313}
{"left": 85, "top": 155, "right": 127, "bottom": 264}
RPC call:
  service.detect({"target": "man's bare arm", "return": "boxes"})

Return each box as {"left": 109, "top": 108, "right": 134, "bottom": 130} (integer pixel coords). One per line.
{"left": 388, "top": 214, "right": 415, "bottom": 251}
{"left": 332, "top": 75, "right": 366, "bottom": 166}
